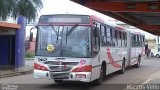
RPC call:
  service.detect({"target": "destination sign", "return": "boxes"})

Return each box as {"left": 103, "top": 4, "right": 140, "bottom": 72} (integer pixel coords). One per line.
{"left": 39, "top": 14, "right": 90, "bottom": 24}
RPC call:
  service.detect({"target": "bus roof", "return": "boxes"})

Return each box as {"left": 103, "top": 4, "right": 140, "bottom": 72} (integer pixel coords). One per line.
{"left": 130, "top": 31, "right": 145, "bottom": 36}
{"left": 38, "top": 14, "right": 126, "bottom": 31}
{"left": 90, "top": 15, "right": 125, "bottom": 31}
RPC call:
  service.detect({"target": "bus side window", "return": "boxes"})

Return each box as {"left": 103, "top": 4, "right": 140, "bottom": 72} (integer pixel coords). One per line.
{"left": 112, "top": 29, "right": 115, "bottom": 46}
{"left": 139, "top": 35, "right": 142, "bottom": 46}
{"left": 136, "top": 35, "right": 139, "bottom": 46}
{"left": 106, "top": 27, "right": 112, "bottom": 46}
{"left": 132, "top": 34, "right": 136, "bottom": 47}
{"left": 121, "top": 32, "right": 124, "bottom": 47}
{"left": 132, "top": 35, "right": 135, "bottom": 47}
{"left": 100, "top": 25, "right": 106, "bottom": 46}
{"left": 142, "top": 36, "right": 145, "bottom": 46}
{"left": 117, "top": 31, "right": 122, "bottom": 47}
{"left": 136, "top": 35, "right": 140, "bottom": 46}
{"left": 92, "top": 23, "right": 100, "bottom": 57}
{"left": 124, "top": 33, "right": 127, "bottom": 47}
{"left": 115, "top": 30, "right": 118, "bottom": 47}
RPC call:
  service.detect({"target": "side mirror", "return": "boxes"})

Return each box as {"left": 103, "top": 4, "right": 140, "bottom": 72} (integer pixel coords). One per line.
{"left": 29, "top": 26, "right": 37, "bottom": 42}
{"left": 29, "top": 32, "right": 33, "bottom": 42}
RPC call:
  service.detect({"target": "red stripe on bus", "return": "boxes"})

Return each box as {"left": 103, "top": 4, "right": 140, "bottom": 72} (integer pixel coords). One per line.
{"left": 107, "top": 48, "right": 121, "bottom": 68}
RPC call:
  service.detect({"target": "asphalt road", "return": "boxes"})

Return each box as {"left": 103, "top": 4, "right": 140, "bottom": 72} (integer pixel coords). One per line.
{"left": 0, "top": 57, "right": 160, "bottom": 90}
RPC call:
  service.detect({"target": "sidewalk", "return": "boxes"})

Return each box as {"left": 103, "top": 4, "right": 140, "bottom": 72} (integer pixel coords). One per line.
{"left": 0, "top": 59, "right": 34, "bottom": 78}
{"left": 0, "top": 65, "right": 33, "bottom": 78}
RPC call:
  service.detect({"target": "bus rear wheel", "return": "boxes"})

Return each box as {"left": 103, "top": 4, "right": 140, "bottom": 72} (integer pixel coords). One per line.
{"left": 119, "top": 60, "right": 125, "bottom": 74}
{"left": 134, "top": 56, "right": 141, "bottom": 68}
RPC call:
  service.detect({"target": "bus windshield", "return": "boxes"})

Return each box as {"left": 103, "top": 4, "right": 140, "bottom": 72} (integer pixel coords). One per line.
{"left": 36, "top": 25, "right": 91, "bottom": 58}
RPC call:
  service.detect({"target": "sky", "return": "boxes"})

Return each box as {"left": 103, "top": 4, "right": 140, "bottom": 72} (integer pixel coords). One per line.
{"left": 26, "top": 0, "right": 157, "bottom": 40}
{"left": 39, "top": 0, "right": 114, "bottom": 19}
{"left": 26, "top": 0, "right": 115, "bottom": 37}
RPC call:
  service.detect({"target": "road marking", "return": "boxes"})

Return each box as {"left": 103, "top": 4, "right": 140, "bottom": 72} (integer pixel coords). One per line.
{"left": 142, "top": 78, "right": 154, "bottom": 84}
{"left": 122, "top": 77, "right": 160, "bottom": 90}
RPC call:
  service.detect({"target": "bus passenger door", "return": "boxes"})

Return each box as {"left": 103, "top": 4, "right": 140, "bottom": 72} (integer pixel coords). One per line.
{"left": 91, "top": 25, "right": 101, "bottom": 81}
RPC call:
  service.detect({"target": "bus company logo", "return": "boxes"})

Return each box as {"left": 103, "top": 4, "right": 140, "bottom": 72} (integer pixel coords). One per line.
{"left": 58, "top": 61, "right": 66, "bottom": 71}
{"left": 80, "top": 59, "right": 86, "bottom": 65}
{"left": 58, "top": 61, "right": 63, "bottom": 71}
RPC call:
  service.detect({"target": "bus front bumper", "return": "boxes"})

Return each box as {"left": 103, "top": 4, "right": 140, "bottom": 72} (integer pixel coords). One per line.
{"left": 34, "top": 69, "right": 91, "bottom": 82}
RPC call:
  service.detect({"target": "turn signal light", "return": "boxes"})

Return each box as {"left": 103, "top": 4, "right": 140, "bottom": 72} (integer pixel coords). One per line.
{"left": 71, "top": 65, "right": 92, "bottom": 72}
{"left": 34, "top": 63, "right": 49, "bottom": 71}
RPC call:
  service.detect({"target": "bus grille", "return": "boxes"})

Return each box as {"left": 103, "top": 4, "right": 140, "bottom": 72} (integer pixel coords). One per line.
{"left": 45, "top": 61, "right": 79, "bottom": 66}
{"left": 46, "top": 61, "right": 79, "bottom": 72}
{"left": 49, "top": 66, "right": 72, "bottom": 72}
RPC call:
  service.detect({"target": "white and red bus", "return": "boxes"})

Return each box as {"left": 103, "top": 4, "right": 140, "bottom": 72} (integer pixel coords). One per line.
{"left": 32, "top": 14, "right": 145, "bottom": 84}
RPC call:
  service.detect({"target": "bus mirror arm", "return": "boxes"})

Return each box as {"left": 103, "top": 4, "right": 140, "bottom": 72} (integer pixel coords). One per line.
{"left": 29, "top": 32, "right": 33, "bottom": 42}
{"left": 29, "top": 26, "right": 36, "bottom": 42}
{"left": 92, "top": 26, "right": 98, "bottom": 37}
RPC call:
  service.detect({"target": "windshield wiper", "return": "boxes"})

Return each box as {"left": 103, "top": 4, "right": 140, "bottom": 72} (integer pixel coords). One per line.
{"left": 66, "top": 24, "right": 78, "bottom": 36}
{"left": 50, "top": 25, "right": 59, "bottom": 44}
{"left": 65, "top": 24, "right": 78, "bottom": 45}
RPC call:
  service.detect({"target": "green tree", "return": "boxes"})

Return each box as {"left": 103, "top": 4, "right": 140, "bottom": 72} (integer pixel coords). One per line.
{"left": 0, "top": 0, "right": 43, "bottom": 22}
{"left": 12, "top": 0, "right": 43, "bottom": 22}
{"left": 0, "top": 0, "right": 15, "bottom": 20}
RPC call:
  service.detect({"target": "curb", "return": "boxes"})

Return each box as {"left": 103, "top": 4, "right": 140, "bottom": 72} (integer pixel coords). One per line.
{"left": 0, "top": 70, "right": 33, "bottom": 78}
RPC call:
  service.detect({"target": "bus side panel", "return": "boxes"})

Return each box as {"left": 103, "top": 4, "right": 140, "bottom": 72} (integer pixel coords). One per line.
{"left": 106, "top": 47, "right": 120, "bottom": 75}
{"left": 130, "top": 47, "right": 138, "bottom": 65}
{"left": 91, "top": 52, "right": 101, "bottom": 81}
{"left": 127, "top": 31, "right": 131, "bottom": 67}
{"left": 130, "top": 47, "right": 143, "bottom": 65}
{"left": 106, "top": 47, "right": 127, "bottom": 75}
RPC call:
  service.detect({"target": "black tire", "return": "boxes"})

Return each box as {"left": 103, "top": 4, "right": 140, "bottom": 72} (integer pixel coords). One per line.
{"left": 95, "top": 65, "right": 106, "bottom": 85}
{"left": 54, "top": 80, "right": 63, "bottom": 84}
{"left": 134, "top": 56, "right": 141, "bottom": 68}
{"left": 119, "top": 60, "right": 125, "bottom": 74}
{"left": 156, "top": 54, "right": 160, "bottom": 58}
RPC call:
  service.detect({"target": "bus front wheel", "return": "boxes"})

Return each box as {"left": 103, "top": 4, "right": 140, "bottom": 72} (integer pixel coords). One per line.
{"left": 95, "top": 64, "right": 106, "bottom": 85}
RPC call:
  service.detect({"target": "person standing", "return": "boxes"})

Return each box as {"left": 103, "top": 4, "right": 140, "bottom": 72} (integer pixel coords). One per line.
{"left": 146, "top": 48, "right": 150, "bottom": 57}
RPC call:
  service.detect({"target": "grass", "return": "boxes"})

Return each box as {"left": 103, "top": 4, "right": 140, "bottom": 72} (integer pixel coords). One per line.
{"left": 25, "top": 51, "right": 35, "bottom": 58}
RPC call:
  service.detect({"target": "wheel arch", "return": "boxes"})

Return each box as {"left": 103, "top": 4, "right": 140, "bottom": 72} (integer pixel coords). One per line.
{"left": 101, "top": 61, "right": 107, "bottom": 75}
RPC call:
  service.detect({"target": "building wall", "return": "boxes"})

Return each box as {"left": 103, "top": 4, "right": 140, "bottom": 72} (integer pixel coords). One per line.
{"left": 29, "top": 41, "right": 36, "bottom": 51}
{"left": 146, "top": 39, "right": 157, "bottom": 54}
{"left": 26, "top": 38, "right": 36, "bottom": 52}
